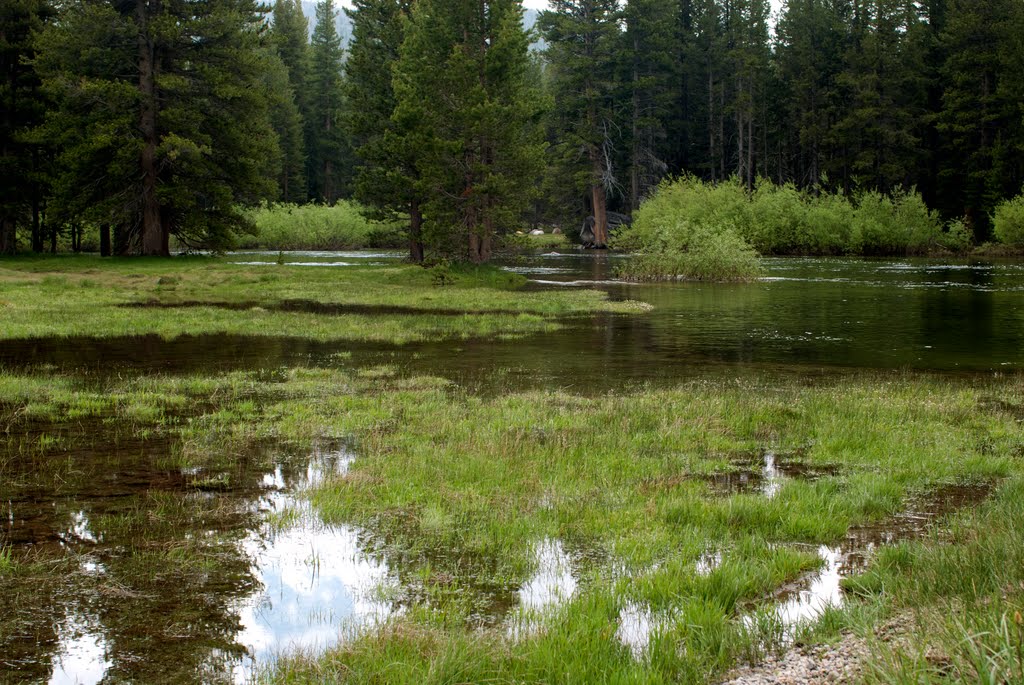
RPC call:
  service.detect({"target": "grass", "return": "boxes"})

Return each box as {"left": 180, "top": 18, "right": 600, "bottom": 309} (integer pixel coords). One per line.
{"left": 1, "top": 256, "right": 1023, "bottom": 683}
{"left": 0, "top": 255, "right": 644, "bottom": 343}
{"left": 3, "top": 360, "right": 1021, "bottom": 683}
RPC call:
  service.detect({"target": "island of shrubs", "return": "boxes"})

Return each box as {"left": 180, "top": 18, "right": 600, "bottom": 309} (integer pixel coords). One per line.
{"left": 618, "top": 177, "right": 1024, "bottom": 281}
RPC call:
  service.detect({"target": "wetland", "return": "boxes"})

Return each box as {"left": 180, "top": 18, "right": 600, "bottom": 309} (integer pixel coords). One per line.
{"left": 1, "top": 252, "right": 1023, "bottom": 683}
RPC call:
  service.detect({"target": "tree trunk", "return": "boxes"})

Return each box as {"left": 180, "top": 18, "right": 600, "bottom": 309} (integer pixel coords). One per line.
{"left": 31, "top": 194, "right": 43, "bottom": 253}
{"left": 100, "top": 223, "right": 111, "bottom": 257}
{"left": 0, "top": 217, "right": 15, "bottom": 255}
{"left": 408, "top": 199, "right": 424, "bottom": 263}
{"left": 590, "top": 176, "right": 609, "bottom": 249}
{"left": 137, "top": 0, "right": 165, "bottom": 256}
{"left": 468, "top": 232, "right": 491, "bottom": 264}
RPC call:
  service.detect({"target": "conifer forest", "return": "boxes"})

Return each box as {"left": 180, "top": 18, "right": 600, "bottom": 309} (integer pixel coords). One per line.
{"left": 3, "top": 0, "right": 1023, "bottom": 259}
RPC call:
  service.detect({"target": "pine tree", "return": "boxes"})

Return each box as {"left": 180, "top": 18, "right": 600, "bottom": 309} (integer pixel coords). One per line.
{"left": 725, "top": 0, "right": 771, "bottom": 191}
{"left": 621, "top": 0, "right": 677, "bottom": 210}
{"left": 0, "top": 0, "right": 54, "bottom": 255}
{"left": 937, "top": 0, "right": 1024, "bottom": 236}
{"left": 307, "top": 0, "right": 349, "bottom": 204}
{"left": 344, "top": 0, "right": 426, "bottom": 261}
{"left": 270, "top": 0, "right": 310, "bottom": 202}
{"left": 35, "top": 0, "right": 281, "bottom": 255}
{"left": 394, "top": 0, "right": 545, "bottom": 262}
{"left": 540, "top": 0, "right": 622, "bottom": 248}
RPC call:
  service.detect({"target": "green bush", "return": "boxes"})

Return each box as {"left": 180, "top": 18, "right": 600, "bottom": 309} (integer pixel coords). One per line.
{"left": 620, "top": 217, "right": 762, "bottom": 282}
{"left": 238, "top": 202, "right": 404, "bottom": 250}
{"left": 618, "top": 176, "right": 960, "bottom": 260}
{"left": 993, "top": 193, "right": 1024, "bottom": 246}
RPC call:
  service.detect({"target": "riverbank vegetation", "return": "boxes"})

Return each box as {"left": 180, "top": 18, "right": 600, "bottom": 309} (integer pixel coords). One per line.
{"left": 617, "top": 177, "right": 979, "bottom": 280}
{"left": 993, "top": 192, "right": 1024, "bottom": 248}
{"left": 4, "top": 1, "right": 1023, "bottom": 261}
{"left": 238, "top": 202, "right": 404, "bottom": 251}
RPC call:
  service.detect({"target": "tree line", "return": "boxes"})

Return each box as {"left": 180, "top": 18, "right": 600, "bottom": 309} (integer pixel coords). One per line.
{"left": 1, "top": 0, "right": 1022, "bottom": 260}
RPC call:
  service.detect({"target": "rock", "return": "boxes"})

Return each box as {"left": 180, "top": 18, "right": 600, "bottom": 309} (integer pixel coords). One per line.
{"left": 530, "top": 229, "right": 545, "bottom": 236}
{"left": 552, "top": 227, "right": 563, "bottom": 235}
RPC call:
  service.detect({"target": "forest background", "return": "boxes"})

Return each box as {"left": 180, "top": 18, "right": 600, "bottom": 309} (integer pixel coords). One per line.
{"left": 1, "top": 0, "right": 1023, "bottom": 261}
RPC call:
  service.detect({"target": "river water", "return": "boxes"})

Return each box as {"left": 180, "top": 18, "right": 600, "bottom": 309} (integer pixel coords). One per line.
{"left": 1, "top": 251, "right": 1022, "bottom": 682}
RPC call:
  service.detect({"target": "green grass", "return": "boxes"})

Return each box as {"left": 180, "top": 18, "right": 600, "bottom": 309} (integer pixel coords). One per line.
{"left": 2, "top": 257, "right": 1022, "bottom": 682}
{"left": 4, "top": 362, "right": 1019, "bottom": 682}
{"left": 0, "top": 546, "right": 13, "bottom": 575}
{"left": 0, "top": 256, "right": 644, "bottom": 343}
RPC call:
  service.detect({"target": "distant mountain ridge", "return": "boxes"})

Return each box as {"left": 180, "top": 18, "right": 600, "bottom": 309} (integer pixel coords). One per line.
{"left": 298, "top": 3, "right": 542, "bottom": 49}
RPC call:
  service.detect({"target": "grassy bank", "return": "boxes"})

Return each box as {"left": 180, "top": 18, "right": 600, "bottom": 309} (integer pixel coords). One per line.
{"left": 0, "top": 256, "right": 642, "bottom": 343}
{"left": 2, "top": 256, "right": 1022, "bottom": 683}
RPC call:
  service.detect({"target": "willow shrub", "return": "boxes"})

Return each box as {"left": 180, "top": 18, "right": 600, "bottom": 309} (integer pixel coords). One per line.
{"left": 239, "top": 202, "right": 404, "bottom": 250}
{"left": 993, "top": 193, "right": 1024, "bottom": 246}
{"left": 618, "top": 177, "right": 967, "bottom": 277}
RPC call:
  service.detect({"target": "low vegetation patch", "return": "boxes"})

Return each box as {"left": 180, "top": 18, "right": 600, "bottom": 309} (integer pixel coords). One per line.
{"left": 993, "top": 191, "right": 1024, "bottom": 248}
{"left": 0, "top": 256, "right": 642, "bottom": 343}
{"left": 238, "top": 202, "right": 405, "bottom": 251}
{"left": 618, "top": 177, "right": 974, "bottom": 281}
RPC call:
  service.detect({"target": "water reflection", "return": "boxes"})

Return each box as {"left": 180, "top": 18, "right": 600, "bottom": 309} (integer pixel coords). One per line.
{"left": 235, "top": 445, "right": 398, "bottom": 677}
{"left": 2, "top": 255, "right": 1022, "bottom": 386}
{"left": 49, "top": 615, "right": 110, "bottom": 685}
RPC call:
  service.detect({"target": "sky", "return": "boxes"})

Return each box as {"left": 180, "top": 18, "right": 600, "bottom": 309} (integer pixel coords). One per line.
{"left": 521, "top": 0, "right": 785, "bottom": 14}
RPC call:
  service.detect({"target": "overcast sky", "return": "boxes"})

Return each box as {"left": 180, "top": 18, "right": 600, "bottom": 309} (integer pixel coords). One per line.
{"left": 521, "top": 0, "right": 786, "bottom": 15}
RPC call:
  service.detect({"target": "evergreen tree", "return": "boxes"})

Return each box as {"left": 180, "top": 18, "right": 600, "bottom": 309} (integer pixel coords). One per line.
{"left": 0, "top": 0, "right": 54, "bottom": 255}
{"left": 832, "top": 0, "right": 927, "bottom": 193}
{"left": 270, "top": 0, "right": 310, "bottom": 202}
{"left": 774, "top": 0, "right": 853, "bottom": 190}
{"left": 725, "top": 0, "right": 771, "bottom": 191}
{"left": 307, "top": 0, "right": 349, "bottom": 204}
{"left": 35, "top": 0, "right": 281, "bottom": 255}
{"left": 621, "top": 0, "right": 677, "bottom": 210}
{"left": 344, "top": 0, "right": 426, "bottom": 261}
{"left": 394, "top": 0, "right": 545, "bottom": 262}
{"left": 540, "top": 0, "right": 622, "bottom": 248}
{"left": 264, "top": 50, "right": 308, "bottom": 204}
{"left": 937, "top": 0, "right": 1024, "bottom": 237}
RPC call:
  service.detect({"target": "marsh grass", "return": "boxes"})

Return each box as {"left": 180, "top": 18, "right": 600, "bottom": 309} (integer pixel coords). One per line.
{"left": 0, "top": 256, "right": 643, "bottom": 343}
{"left": 0, "top": 546, "right": 13, "bottom": 575}
{"left": 1, "top": 263, "right": 1022, "bottom": 682}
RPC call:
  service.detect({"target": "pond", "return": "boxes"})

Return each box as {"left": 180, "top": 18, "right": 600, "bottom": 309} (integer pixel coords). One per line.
{"left": 1, "top": 251, "right": 1022, "bottom": 682}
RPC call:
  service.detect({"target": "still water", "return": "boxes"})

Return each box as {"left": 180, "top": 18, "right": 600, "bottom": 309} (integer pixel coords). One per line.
{"left": 1, "top": 252, "right": 1022, "bottom": 681}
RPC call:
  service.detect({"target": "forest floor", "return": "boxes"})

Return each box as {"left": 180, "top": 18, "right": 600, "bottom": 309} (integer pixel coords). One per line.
{"left": 1, "top": 257, "right": 1022, "bottom": 684}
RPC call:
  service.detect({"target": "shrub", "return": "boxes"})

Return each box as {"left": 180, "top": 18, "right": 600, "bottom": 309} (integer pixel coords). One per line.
{"left": 993, "top": 193, "right": 1024, "bottom": 246}
{"left": 239, "top": 202, "right": 404, "bottom": 250}
{"left": 621, "top": 220, "right": 762, "bottom": 282}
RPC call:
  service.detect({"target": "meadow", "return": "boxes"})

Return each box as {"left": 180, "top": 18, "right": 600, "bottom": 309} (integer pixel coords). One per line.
{"left": 0, "top": 256, "right": 1021, "bottom": 683}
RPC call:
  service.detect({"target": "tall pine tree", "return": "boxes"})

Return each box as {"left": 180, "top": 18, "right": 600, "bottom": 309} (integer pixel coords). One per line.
{"left": 0, "top": 0, "right": 54, "bottom": 255}
{"left": 270, "top": 0, "right": 310, "bottom": 203}
{"left": 35, "top": 0, "right": 281, "bottom": 255}
{"left": 307, "top": 0, "right": 349, "bottom": 204}
{"left": 394, "top": 0, "right": 545, "bottom": 262}
{"left": 541, "top": 0, "right": 622, "bottom": 248}
{"left": 344, "top": 0, "right": 427, "bottom": 261}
